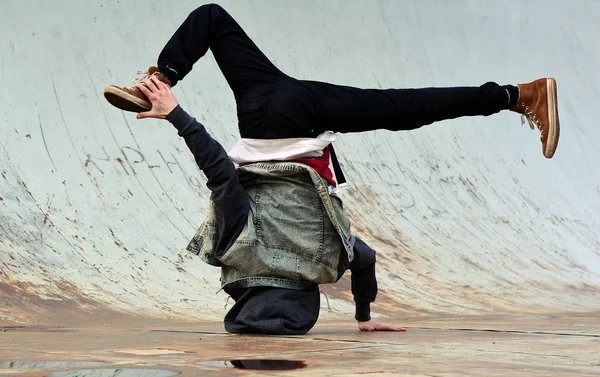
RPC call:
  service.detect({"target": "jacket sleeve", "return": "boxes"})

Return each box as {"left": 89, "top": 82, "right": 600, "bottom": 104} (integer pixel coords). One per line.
{"left": 166, "top": 105, "right": 250, "bottom": 256}
{"left": 349, "top": 237, "right": 378, "bottom": 322}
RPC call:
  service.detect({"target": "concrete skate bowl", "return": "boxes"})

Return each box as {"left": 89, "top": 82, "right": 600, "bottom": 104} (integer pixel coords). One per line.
{"left": 1, "top": 0, "right": 599, "bottom": 326}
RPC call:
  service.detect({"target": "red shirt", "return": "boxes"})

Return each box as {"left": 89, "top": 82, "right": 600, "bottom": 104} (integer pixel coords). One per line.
{"left": 289, "top": 146, "right": 336, "bottom": 187}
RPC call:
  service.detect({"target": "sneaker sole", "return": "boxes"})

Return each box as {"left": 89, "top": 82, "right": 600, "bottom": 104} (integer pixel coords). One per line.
{"left": 544, "top": 78, "right": 559, "bottom": 159}
{"left": 103, "top": 86, "right": 151, "bottom": 113}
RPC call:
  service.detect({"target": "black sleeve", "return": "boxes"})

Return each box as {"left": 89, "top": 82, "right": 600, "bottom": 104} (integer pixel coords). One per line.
{"left": 349, "top": 237, "right": 378, "bottom": 322}
{"left": 166, "top": 105, "right": 250, "bottom": 256}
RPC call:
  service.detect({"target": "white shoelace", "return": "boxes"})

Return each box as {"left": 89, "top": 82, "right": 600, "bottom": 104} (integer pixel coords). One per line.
{"left": 126, "top": 70, "right": 154, "bottom": 89}
{"left": 520, "top": 105, "right": 540, "bottom": 131}
{"left": 132, "top": 69, "right": 152, "bottom": 84}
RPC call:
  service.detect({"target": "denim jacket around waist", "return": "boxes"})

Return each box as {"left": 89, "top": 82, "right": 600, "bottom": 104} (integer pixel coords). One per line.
{"left": 186, "top": 161, "right": 356, "bottom": 291}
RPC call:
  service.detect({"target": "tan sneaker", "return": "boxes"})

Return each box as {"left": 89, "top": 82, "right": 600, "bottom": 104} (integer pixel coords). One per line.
{"left": 511, "top": 78, "right": 560, "bottom": 159}
{"left": 103, "top": 66, "right": 172, "bottom": 113}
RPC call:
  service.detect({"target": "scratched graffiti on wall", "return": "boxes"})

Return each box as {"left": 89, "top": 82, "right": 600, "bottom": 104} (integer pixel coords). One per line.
{"left": 84, "top": 145, "right": 206, "bottom": 193}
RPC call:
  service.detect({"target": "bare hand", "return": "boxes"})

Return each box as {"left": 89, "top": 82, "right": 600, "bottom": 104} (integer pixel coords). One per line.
{"left": 135, "top": 76, "right": 179, "bottom": 119}
{"left": 358, "top": 320, "right": 406, "bottom": 332}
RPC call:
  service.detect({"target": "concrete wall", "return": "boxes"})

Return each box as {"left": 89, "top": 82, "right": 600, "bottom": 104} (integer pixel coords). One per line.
{"left": 1, "top": 0, "right": 599, "bottom": 324}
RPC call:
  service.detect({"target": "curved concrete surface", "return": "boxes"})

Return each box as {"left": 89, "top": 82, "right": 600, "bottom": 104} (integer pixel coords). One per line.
{"left": 1, "top": 0, "right": 599, "bottom": 325}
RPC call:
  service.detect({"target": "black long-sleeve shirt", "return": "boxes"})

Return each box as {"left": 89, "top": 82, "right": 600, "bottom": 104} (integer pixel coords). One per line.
{"left": 167, "top": 105, "right": 377, "bottom": 321}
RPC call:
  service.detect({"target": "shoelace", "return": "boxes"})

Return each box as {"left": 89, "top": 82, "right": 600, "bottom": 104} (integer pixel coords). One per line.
{"left": 127, "top": 70, "right": 153, "bottom": 89}
{"left": 520, "top": 105, "right": 540, "bottom": 131}
{"left": 132, "top": 69, "right": 152, "bottom": 84}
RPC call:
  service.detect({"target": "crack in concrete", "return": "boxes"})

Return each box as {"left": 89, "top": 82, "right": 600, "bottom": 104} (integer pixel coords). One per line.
{"left": 150, "top": 330, "right": 229, "bottom": 336}
{"left": 409, "top": 326, "right": 600, "bottom": 338}
{"left": 1, "top": 326, "right": 28, "bottom": 332}
{"left": 301, "top": 336, "right": 401, "bottom": 346}
{"left": 150, "top": 329, "right": 403, "bottom": 346}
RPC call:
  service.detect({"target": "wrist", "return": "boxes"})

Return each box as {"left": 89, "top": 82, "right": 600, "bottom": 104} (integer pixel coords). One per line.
{"left": 355, "top": 301, "right": 371, "bottom": 322}
{"left": 166, "top": 104, "right": 183, "bottom": 120}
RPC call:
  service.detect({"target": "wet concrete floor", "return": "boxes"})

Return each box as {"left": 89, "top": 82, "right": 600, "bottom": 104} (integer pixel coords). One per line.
{"left": 1, "top": 314, "right": 598, "bottom": 376}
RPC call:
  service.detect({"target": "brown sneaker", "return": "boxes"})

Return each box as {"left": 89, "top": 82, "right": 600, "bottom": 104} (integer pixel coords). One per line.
{"left": 511, "top": 78, "right": 560, "bottom": 159}
{"left": 103, "top": 66, "right": 172, "bottom": 113}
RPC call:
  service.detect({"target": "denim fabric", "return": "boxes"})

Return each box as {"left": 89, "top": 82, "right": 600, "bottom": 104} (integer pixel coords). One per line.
{"left": 186, "top": 161, "right": 355, "bottom": 290}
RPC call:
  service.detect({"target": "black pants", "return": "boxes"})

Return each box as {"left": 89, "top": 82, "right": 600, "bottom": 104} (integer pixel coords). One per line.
{"left": 157, "top": 3, "right": 519, "bottom": 139}
{"left": 223, "top": 284, "right": 320, "bottom": 335}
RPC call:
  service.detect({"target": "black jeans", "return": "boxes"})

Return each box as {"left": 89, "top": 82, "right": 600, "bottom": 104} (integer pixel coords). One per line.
{"left": 158, "top": 3, "right": 519, "bottom": 139}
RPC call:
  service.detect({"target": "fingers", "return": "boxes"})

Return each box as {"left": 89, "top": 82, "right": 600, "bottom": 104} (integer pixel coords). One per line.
{"left": 145, "top": 76, "right": 160, "bottom": 91}
{"left": 136, "top": 78, "right": 160, "bottom": 94}
{"left": 375, "top": 323, "right": 392, "bottom": 330}
{"left": 149, "top": 76, "right": 172, "bottom": 94}
{"left": 359, "top": 321, "right": 407, "bottom": 332}
{"left": 136, "top": 83, "right": 153, "bottom": 97}
{"left": 137, "top": 78, "right": 170, "bottom": 96}
{"left": 136, "top": 110, "right": 166, "bottom": 120}
{"left": 152, "top": 76, "right": 170, "bottom": 91}
{"left": 136, "top": 111, "right": 153, "bottom": 119}
{"left": 374, "top": 323, "right": 406, "bottom": 332}
{"left": 382, "top": 325, "right": 406, "bottom": 332}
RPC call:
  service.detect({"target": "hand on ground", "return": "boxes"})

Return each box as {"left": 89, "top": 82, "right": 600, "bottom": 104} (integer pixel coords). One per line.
{"left": 358, "top": 320, "right": 406, "bottom": 332}
{"left": 135, "top": 77, "right": 179, "bottom": 119}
